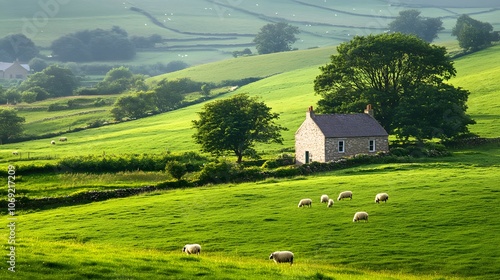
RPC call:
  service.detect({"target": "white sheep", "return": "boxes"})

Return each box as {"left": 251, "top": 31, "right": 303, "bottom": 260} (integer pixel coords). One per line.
{"left": 182, "top": 244, "right": 201, "bottom": 255}
{"left": 353, "top": 211, "right": 369, "bottom": 222}
{"left": 320, "top": 194, "right": 329, "bottom": 203}
{"left": 298, "top": 198, "right": 312, "bottom": 208}
{"left": 337, "top": 191, "right": 352, "bottom": 201}
{"left": 269, "top": 251, "right": 294, "bottom": 265}
{"left": 327, "top": 199, "right": 334, "bottom": 208}
{"left": 59, "top": 137, "right": 67, "bottom": 142}
{"left": 51, "top": 140, "right": 56, "bottom": 145}
{"left": 12, "top": 151, "right": 18, "bottom": 156}
{"left": 375, "top": 193, "right": 389, "bottom": 203}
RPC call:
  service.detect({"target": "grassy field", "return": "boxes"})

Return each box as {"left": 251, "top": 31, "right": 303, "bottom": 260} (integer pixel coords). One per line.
{"left": 2, "top": 144, "right": 499, "bottom": 279}
{"left": 0, "top": 0, "right": 498, "bottom": 67}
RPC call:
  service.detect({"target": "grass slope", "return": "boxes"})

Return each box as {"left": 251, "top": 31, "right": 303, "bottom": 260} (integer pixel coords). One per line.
{"left": 2, "top": 145, "right": 499, "bottom": 279}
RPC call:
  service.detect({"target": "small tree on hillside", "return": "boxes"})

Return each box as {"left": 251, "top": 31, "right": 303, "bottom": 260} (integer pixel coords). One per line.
{"left": 192, "top": 93, "right": 287, "bottom": 163}
{"left": 253, "top": 22, "right": 300, "bottom": 54}
{"left": 388, "top": 10, "right": 444, "bottom": 42}
{"left": 452, "top": 15, "right": 495, "bottom": 51}
{"left": 0, "top": 109, "right": 25, "bottom": 144}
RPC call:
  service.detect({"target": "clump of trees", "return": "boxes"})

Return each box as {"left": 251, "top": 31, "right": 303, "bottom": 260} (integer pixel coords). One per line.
{"left": 50, "top": 26, "right": 136, "bottom": 62}
{"left": 388, "top": 10, "right": 443, "bottom": 42}
{"left": 18, "top": 65, "right": 79, "bottom": 101}
{"left": 0, "top": 109, "right": 25, "bottom": 144}
{"left": 192, "top": 93, "right": 287, "bottom": 163}
{"left": 452, "top": 15, "right": 498, "bottom": 51}
{"left": 314, "top": 33, "right": 475, "bottom": 143}
{"left": 253, "top": 22, "right": 300, "bottom": 54}
{"left": 0, "top": 34, "right": 39, "bottom": 62}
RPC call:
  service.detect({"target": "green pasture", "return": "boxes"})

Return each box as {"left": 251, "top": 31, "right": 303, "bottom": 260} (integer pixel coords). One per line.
{"left": 2, "top": 144, "right": 499, "bottom": 279}
{"left": 1, "top": 0, "right": 498, "bottom": 67}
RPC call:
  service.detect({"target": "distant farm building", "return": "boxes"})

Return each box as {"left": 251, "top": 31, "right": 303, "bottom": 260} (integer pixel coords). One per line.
{"left": 0, "top": 61, "right": 30, "bottom": 80}
{"left": 295, "top": 105, "right": 389, "bottom": 165}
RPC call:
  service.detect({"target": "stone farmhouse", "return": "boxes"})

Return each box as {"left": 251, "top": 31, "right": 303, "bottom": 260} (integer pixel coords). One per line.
{"left": 0, "top": 61, "right": 30, "bottom": 80}
{"left": 295, "top": 105, "right": 389, "bottom": 165}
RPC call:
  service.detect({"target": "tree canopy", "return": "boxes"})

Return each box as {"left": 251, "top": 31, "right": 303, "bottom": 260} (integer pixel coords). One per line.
{"left": 253, "top": 22, "right": 300, "bottom": 54}
{"left": 314, "top": 33, "right": 474, "bottom": 143}
{"left": 452, "top": 15, "right": 495, "bottom": 51}
{"left": 388, "top": 10, "right": 443, "bottom": 42}
{"left": 50, "top": 26, "right": 136, "bottom": 62}
{"left": 0, "top": 34, "right": 39, "bottom": 62}
{"left": 192, "top": 94, "right": 287, "bottom": 163}
{"left": 19, "top": 65, "right": 79, "bottom": 98}
{"left": 0, "top": 109, "right": 25, "bottom": 144}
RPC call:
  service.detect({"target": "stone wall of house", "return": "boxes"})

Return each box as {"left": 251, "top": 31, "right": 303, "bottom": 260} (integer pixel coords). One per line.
{"left": 325, "top": 137, "right": 389, "bottom": 161}
{"left": 295, "top": 117, "right": 325, "bottom": 165}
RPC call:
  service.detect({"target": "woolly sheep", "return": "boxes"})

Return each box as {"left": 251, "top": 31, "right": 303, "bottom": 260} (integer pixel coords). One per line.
{"left": 327, "top": 199, "right": 334, "bottom": 208}
{"left": 12, "top": 151, "right": 18, "bottom": 156}
{"left": 337, "top": 191, "right": 352, "bottom": 201}
{"left": 269, "top": 251, "right": 294, "bottom": 265}
{"left": 298, "top": 198, "right": 312, "bottom": 208}
{"left": 353, "top": 211, "right": 369, "bottom": 222}
{"left": 182, "top": 244, "right": 201, "bottom": 255}
{"left": 51, "top": 140, "right": 56, "bottom": 145}
{"left": 59, "top": 137, "right": 67, "bottom": 142}
{"left": 375, "top": 193, "right": 389, "bottom": 203}
{"left": 320, "top": 194, "right": 329, "bottom": 203}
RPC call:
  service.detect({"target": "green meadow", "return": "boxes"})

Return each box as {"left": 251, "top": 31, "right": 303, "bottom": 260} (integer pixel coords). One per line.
{"left": 0, "top": 2, "right": 499, "bottom": 278}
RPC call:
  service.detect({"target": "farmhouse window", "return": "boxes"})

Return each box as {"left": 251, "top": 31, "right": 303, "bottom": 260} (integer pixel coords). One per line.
{"left": 305, "top": 151, "right": 310, "bottom": 164}
{"left": 338, "top": 140, "right": 345, "bottom": 153}
{"left": 369, "top": 140, "right": 375, "bottom": 152}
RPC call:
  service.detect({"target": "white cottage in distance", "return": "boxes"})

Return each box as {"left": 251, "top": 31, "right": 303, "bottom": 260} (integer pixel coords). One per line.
{"left": 295, "top": 105, "right": 389, "bottom": 165}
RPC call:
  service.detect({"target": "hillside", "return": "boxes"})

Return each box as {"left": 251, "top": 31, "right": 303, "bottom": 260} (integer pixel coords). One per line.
{"left": 0, "top": 0, "right": 498, "bottom": 66}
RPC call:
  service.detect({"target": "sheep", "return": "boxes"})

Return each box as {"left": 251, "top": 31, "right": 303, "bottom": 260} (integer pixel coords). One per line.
{"left": 337, "top": 191, "right": 352, "bottom": 201}
{"left": 12, "top": 151, "right": 18, "bottom": 156}
{"left": 51, "top": 140, "right": 56, "bottom": 145}
{"left": 327, "top": 199, "right": 334, "bottom": 208}
{"left": 320, "top": 194, "right": 329, "bottom": 203}
{"left": 59, "top": 137, "right": 67, "bottom": 142}
{"left": 375, "top": 193, "right": 389, "bottom": 203}
{"left": 269, "top": 251, "right": 294, "bottom": 265}
{"left": 353, "top": 211, "right": 369, "bottom": 222}
{"left": 298, "top": 198, "right": 312, "bottom": 208}
{"left": 182, "top": 244, "right": 201, "bottom": 255}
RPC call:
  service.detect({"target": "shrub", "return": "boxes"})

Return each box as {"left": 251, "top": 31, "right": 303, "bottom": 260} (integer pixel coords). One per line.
{"left": 166, "top": 161, "right": 187, "bottom": 180}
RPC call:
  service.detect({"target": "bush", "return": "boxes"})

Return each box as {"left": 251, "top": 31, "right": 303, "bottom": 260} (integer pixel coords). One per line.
{"left": 166, "top": 161, "right": 187, "bottom": 180}
{"left": 262, "top": 153, "right": 295, "bottom": 169}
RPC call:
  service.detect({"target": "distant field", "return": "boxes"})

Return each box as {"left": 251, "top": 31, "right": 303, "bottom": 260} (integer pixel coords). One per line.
{"left": 0, "top": 0, "right": 498, "bottom": 66}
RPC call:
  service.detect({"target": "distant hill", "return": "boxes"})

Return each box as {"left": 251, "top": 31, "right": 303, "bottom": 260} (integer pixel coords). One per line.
{"left": 0, "top": 0, "right": 498, "bottom": 66}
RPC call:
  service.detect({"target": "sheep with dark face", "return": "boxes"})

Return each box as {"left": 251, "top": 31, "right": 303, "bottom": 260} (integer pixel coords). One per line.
{"left": 375, "top": 193, "right": 389, "bottom": 203}
{"left": 182, "top": 244, "right": 201, "bottom": 255}
{"left": 269, "top": 251, "right": 294, "bottom": 265}
{"left": 337, "top": 191, "right": 352, "bottom": 201}
{"left": 327, "top": 199, "right": 334, "bottom": 208}
{"left": 51, "top": 140, "right": 56, "bottom": 145}
{"left": 353, "top": 211, "right": 369, "bottom": 222}
{"left": 298, "top": 198, "right": 312, "bottom": 208}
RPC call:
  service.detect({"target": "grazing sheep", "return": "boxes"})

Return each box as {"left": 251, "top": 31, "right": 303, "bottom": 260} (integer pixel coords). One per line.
{"left": 375, "top": 193, "right": 389, "bottom": 203}
{"left": 337, "top": 191, "right": 353, "bottom": 201}
{"left": 59, "top": 137, "right": 67, "bottom": 142}
{"left": 353, "top": 211, "right": 369, "bottom": 222}
{"left": 182, "top": 244, "right": 201, "bottom": 255}
{"left": 298, "top": 198, "right": 312, "bottom": 208}
{"left": 269, "top": 251, "right": 294, "bottom": 265}
{"left": 320, "top": 194, "right": 329, "bottom": 203}
{"left": 12, "top": 151, "right": 18, "bottom": 156}
{"left": 51, "top": 140, "right": 56, "bottom": 145}
{"left": 327, "top": 199, "right": 334, "bottom": 208}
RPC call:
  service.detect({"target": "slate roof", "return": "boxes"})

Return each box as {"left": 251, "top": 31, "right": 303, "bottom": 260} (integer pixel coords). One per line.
{"left": 0, "top": 62, "right": 30, "bottom": 71}
{"left": 311, "top": 113, "right": 388, "bottom": 138}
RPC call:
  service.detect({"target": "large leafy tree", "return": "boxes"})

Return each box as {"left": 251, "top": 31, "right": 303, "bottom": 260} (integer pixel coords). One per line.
{"left": 452, "top": 15, "right": 494, "bottom": 51}
{"left": 388, "top": 10, "right": 444, "bottom": 42}
{"left": 314, "top": 33, "right": 474, "bottom": 143}
{"left": 192, "top": 93, "right": 287, "bottom": 163}
{"left": 0, "top": 109, "right": 25, "bottom": 144}
{"left": 253, "top": 22, "right": 300, "bottom": 54}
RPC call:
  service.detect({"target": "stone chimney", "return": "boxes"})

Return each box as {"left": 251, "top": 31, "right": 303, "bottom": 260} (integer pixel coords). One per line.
{"left": 306, "top": 106, "right": 315, "bottom": 119}
{"left": 364, "top": 104, "right": 374, "bottom": 118}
